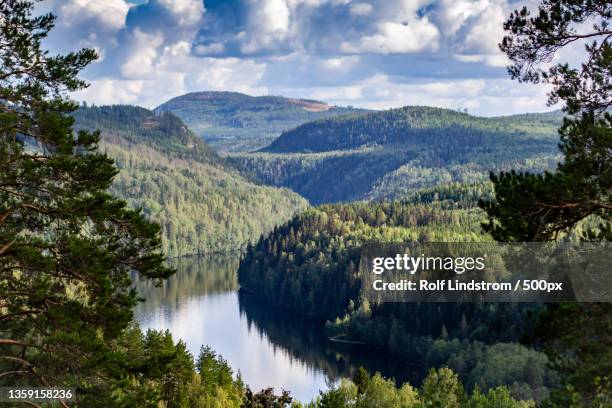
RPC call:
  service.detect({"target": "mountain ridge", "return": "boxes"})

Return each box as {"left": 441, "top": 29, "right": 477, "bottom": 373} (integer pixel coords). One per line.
{"left": 232, "top": 105, "right": 563, "bottom": 204}
{"left": 262, "top": 105, "right": 563, "bottom": 153}
{"left": 156, "top": 91, "right": 368, "bottom": 152}
{"left": 73, "top": 105, "right": 309, "bottom": 256}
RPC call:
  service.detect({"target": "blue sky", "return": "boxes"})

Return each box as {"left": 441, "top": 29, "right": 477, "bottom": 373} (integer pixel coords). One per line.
{"left": 44, "top": 0, "right": 556, "bottom": 115}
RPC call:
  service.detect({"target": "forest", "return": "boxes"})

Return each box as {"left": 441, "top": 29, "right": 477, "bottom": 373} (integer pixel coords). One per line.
{"left": 1, "top": 0, "right": 609, "bottom": 406}
{"left": 73, "top": 105, "right": 308, "bottom": 257}
{"left": 229, "top": 108, "right": 563, "bottom": 204}
{"left": 237, "top": 183, "right": 560, "bottom": 402}
{"left": 156, "top": 91, "right": 365, "bottom": 152}
{"left": 263, "top": 107, "right": 563, "bottom": 153}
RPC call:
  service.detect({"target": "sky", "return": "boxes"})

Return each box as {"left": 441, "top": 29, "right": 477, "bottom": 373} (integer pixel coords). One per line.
{"left": 42, "top": 0, "right": 559, "bottom": 116}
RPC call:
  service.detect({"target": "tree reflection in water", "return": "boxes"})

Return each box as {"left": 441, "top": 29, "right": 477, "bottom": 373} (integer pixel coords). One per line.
{"left": 133, "top": 254, "right": 423, "bottom": 401}
{"left": 238, "top": 293, "right": 424, "bottom": 387}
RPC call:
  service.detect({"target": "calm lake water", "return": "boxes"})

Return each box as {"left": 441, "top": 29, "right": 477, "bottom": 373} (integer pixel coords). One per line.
{"left": 133, "top": 255, "right": 419, "bottom": 403}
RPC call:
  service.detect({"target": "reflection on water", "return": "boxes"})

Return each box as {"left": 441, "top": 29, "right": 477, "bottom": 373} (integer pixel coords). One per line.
{"left": 134, "top": 255, "right": 240, "bottom": 311}
{"left": 134, "top": 255, "right": 421, "bottom": 403}
{"left": 238, "top": 293, "right": 423, "bottom": 386}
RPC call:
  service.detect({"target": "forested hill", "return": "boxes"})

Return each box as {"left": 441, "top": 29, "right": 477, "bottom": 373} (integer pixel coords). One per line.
{"left": 238, "top": 183, "right": 556, "bottom": 401}
{"left": 263, "top": 106, "right": 564, "bottom": 153}
{"left": 156, "top": 91, "right": 367, "bottom": 152}
{"left": 231, "top": 107, "right": 563, "bottom": 204}
{"left": 72, "top": 105, "right": 309, "bottom": 257}
{"left": 74, "top": 105, "right": 221, "bottom": 164}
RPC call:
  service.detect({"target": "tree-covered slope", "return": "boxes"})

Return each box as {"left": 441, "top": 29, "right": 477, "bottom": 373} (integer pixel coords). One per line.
{"left": 263, "top": 106, "right": 563, "bottom": 153}
{"left": 156, "top": 91, "right": 367, "bottom": 152}
{"left": 73, "top": 105, "right": 308, "bottom": 257}
{"left": 231, "top": 107, "right": 563, "bottom": 204}
{"left": 238, "top": 183, "right": 493, "bottom": 320}
{"left": 237, "top": 183, "right": 557, "bottom": 401}
{"left": 75, "top": 104, "right": 221, "bottom": 163}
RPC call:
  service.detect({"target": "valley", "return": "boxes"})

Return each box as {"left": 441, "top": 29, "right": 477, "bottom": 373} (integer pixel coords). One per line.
{"left": 5, "top": 0, "right": 608, "bottom": 406}
{"left": 156, "top": 91, "right": 367, "bottom": 152}
{"left": 230, "top": 106, "right": 564, "bottom": 204}
{"left": 70, "top": 94, "right": 596, "bottom": 404}
{"left": 73, "top": 105, "right": 308, "bottom": 257}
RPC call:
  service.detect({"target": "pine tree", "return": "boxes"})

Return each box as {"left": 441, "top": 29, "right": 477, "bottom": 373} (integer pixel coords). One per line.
{"left": 0, "top": 0, "right": 173, "bottom": 404}
{"left": 480, "top": 1, "right": 611, "bottom": 404}
{"left": 481, "top": 0, "right": 611, "bottom": 241}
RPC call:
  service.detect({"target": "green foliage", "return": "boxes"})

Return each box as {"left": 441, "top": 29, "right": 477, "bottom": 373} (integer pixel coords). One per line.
{"left": 243, "top": 387, "right": 294, "bottom": 408}
{"left": 115, "top": 326, "right": 244, "bottom": 408}
{"left": 483, "top": 0, "right": 611, "bottom": 242}
{"left": 196, "top": 346, "right": 236, "bottom": 395}
{"left": 238, "top": 185, "right": 555, "bottom": 401}
{"left": 532, "top": 303, "right": 612, "bottom": 407}
{"left": 421, "top": 367, "right": 465, "bottom": 407}
{"left": 157, "top": 91, "right": 366, "bottom": 152}
{"left": 353, "top": 367, "right": 370, "bottom": 395}
{"left": 239, "top": 184, "right": 489, "bottom": 318}
{"left": 239, "top": 183, "right": 506, "bottom": 320}
{"left": 264, "top": 107, "right": 562, "bottom": 154}
{"left": 481, "top": 112, "right": 611, "bottom": 241}
{"left": 314, "top": 379, "right": 359, "bottom": 408}
{"left": 74, "top": 104, "right": 220, "bottom": 164}
{"left": 309, "top": 368, "right": 534, "bottom": 408}
{"left": 482, "top": 1, "right": 611, "bottom": 405}
{"left": 0, "top": 1, "right": 175, "bottom": 404}
{"left": 73, "top": 105, "right": 309, "bottom": 256}
{"left": 468, "top": 386, "right": 535, "bottom": 408}
{"left": 500, "top": 0, "right": 611, "bottom": 114}
{"left": 231, "top": 108, "right": 562, "bottom": 203}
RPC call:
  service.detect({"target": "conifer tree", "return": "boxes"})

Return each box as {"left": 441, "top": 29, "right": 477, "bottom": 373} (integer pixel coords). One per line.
{"left": 0, "top": 0, "right": 173, "bottom": 403}
{"left": 480, "top": 1, "right": 611, "bottom": 404}
{"left": 481, "top": 0, "right": 611, "bottom": 241}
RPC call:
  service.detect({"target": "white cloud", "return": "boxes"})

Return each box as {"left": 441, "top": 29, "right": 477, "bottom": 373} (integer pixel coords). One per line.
{"left": 343, "top": 19, "right": 440, "bottom": 54}
{"left": 120, "top": 29, "right": 165, "bottom": 79}
{"left": 458, "top": 2, "right": 507, "bottom": 55}
{"left": 320, "top": 56, "right": 360, "bottom": 72}
{"left": 74, "top": 78, "right": 144, "bottom": 105}
{"left": 193, "top": 42, "right": 226, "bottom": 56}
{"left": 278, "top": 74, "right": 553, "bottom": 116}
{"left": 228, "top": 0, "right": 295, "bottom": 55}
{"left": 47, "top": 0, "right": 556, "bottom": 116}
{"left": 77, "top": 40, "right": 268, "bottom": 108}
{"left": 454, "top": 53, "right": 508, "bottom": 67}
{"left": 48, "top": 0, "right": 130, "bottom": 57}
{"left": 253, "top": 0, "right": 291, "bottom": 32}
{"left": 55, "top": 0, "right": 266, "bottom": 107}
{"left": 156, "top": 0, "right": 205, "bottom": 27}
{"left": 58, "top": 0, "right": 129, "bottom": 32}
{"left": 349, "top": 2, "right": 373, "bottom": 16}
{"left": 434, "top": 0, "right": 489, "bottom": 35}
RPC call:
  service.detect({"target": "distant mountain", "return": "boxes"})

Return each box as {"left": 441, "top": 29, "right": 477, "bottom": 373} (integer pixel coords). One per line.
{"left": 74, "top": 104, "right": 221, "bottom": 163}
{"left": 156, "top": 91, "right": 367, "bottom": 152}
{"left": 231, "top": 106, "right": 564, "bottom": 204}
{"left": 73, "top": 105, "right": 308, "bottom": 257}
{"left": 263, "top": 106, "right": 564, "bottom": 153}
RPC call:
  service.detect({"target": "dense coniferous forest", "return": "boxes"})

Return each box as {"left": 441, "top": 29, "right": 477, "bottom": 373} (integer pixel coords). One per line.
{"left": 264, "top": 107, "right": 563, "bottom": 153}
{"left": 239, "top": 183, "right": 490, "bottom": 317}
{"left": 156, "top": 91, "right": 366, "bottom": 152}
{"left": 237, "top": 183, "right": 596, "bottom": 402}
{"left": 230, "top": 107, "right": 563, "bottom": 203}
{"left": 72, "top": 105, "right": 309, "bottom": 257}
{"left": 3, "top": 0, "right": 609, "bottom": 406}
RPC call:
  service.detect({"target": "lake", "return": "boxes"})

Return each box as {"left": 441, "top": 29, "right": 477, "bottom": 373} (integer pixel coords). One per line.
{"left": 133, "top": 255, "right": 420, "bottom": 403}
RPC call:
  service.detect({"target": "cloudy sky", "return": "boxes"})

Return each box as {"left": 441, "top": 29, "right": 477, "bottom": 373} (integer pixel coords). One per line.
{"left": 43, "top": 0, "right": 558, "bottom": 116}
